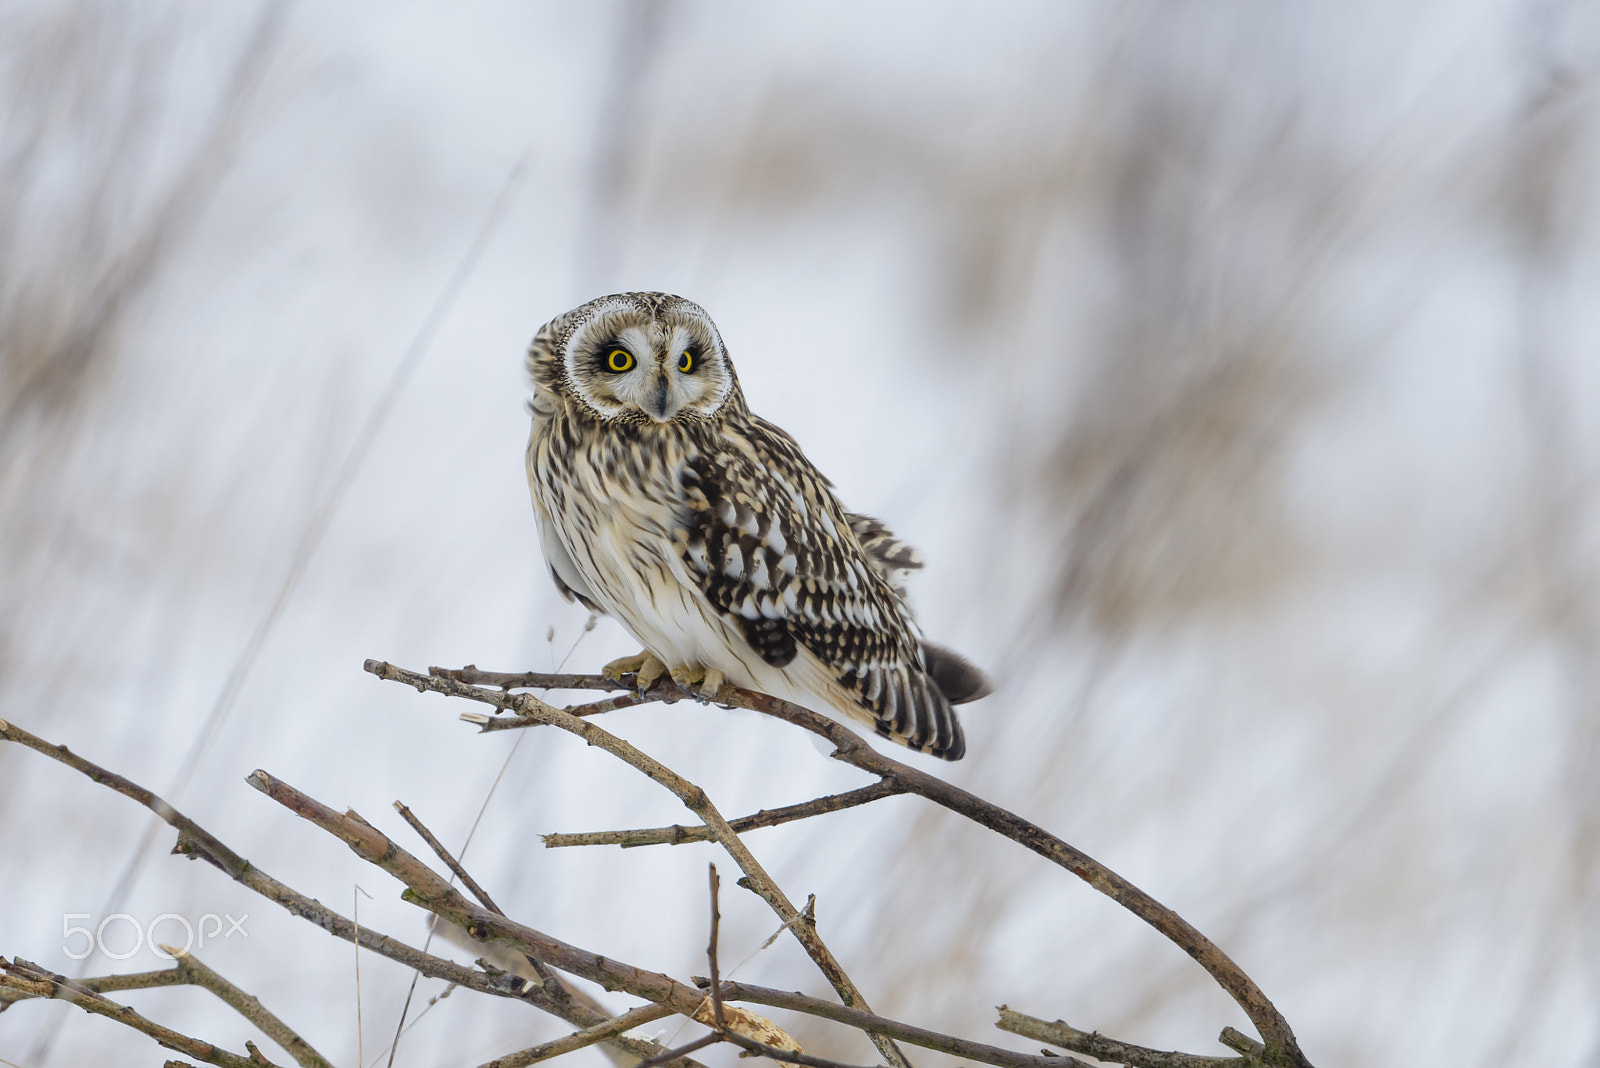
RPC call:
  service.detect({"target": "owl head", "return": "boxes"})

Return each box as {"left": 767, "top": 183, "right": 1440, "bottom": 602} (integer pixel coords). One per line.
{"left": 527, "top": 292, "right": 744, "bottom": 426}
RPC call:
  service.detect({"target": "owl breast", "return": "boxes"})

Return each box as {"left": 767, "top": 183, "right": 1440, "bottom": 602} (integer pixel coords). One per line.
{"left": 526, "top": 412, "right": 788, "bottom": 691}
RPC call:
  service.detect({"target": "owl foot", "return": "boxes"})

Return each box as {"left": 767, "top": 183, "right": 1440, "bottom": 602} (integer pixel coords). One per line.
{"left": 603, "top": 650, "right": 668, "bottom": 692}
{"left": 669, "top": 664, "right": 727, "bottom": 704}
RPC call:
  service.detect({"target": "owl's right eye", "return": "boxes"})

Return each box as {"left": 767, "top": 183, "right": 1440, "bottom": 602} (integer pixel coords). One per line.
{"left": 605, "top": 349, "right": 635, "bottom": 373}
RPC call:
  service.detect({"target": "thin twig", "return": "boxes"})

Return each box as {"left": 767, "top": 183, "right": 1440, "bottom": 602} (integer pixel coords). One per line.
{"left": 384, "top": 664, "right": 1309, "bottom": 1068}
{"left": 543, "top": 780, "right": 906, "bottom": 848}
{"left": 693, "top": 980, "right": 1094, "bottom": 1068}
{"left": 395, "top": 802, "right": 506, "bottom": 913}
{"left": 563, "top": 693, "right": 647, "bottom": 718}
{"left": 0, "top": 965, "right": 189, "bottom": 1007}
{"left": 472, "top": 1002, "right": 678, "bottom": 1068}
{"left": 996, "top": 1007, "right": 1253, "bottom": 1068}
{"left": 393, "top": 801, "right": 569, "bottom": 1005}
{"left": 431, "top": 666, "right": 625, "bottom": 690}
{"left": 1221, "top": 1030, "right": 1267, "bottom": 1059}
{"left": 0, "top": 958, "right": 284, "bottom": 1068}
{"left": 163, "top": 948, "right": 336, "bottom": 1068}
{"left": 376, "top": 661, "right": 914, "bottom": 1068}
{"left": 633, "top": 1033, "right": 723, "bottom": 1068}
{"left": 715, "top": 1035, "right": 882, "bottom": 1068}
{"left": 707, "top": 864, "right": 726, "bottom": 1033}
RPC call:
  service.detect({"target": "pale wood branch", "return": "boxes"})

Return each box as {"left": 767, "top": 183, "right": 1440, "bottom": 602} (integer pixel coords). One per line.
{"left": 996, "top": 1006, "right": 1255, "bottom": 1068}
{"left": 164, "top": 948, "right": 335, "bottom": 1068}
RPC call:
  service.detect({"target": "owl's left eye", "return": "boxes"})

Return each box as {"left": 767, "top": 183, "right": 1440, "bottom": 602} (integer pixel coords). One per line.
{"left": 678, "top": 350, "right": 696, "bottom": 373}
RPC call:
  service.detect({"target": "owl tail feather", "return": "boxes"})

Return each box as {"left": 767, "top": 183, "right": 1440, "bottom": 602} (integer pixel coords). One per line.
{"left": 921, "top": 642, "right": 994, "bottom": 705}
{"left": 871, "top": 662, "right": 970, "bottom": 761}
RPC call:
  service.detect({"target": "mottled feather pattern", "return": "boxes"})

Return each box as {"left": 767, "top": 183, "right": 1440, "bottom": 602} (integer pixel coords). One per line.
{"left": 679, "top": 417, "right": 963, "bottom": 756}
{"left": 847, "top": 513, "right": 924, "bottom": 594}
{"left": 524, "top": 292, "right": 984, "bottom": 759}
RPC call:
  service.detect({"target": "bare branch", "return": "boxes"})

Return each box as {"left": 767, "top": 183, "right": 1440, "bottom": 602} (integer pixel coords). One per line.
{"left": 1221, "top": 1030, "right": 1267, "bottom": 1059}
{"left": 996, "top": 1006, "right": 1252, "bottom": 1068}
{"left": 634, "top": 1032, "right": 724, "bottom": 1068}
{"left": 1, "top": 964, "right": 189, "bottom": 1008}
{"left": 0, "top": 717, "right": 701, "bottom": 1068}
{"left": 695, "top": 979, "right": 1092, "bottom": 1068}
{"left": 380, "top": 665, "right": 1309, "bottom": 1068}
{"left": 543, "top": 780, "right": 906, "bottom": 848}
{"left": 472, "top": 1002, "right": 678, "bottom": 1068}
{"left": 394, "top": 801, "right": 507, "bottom": 914}
{"left": 713, "top": 1037, "right": 882, "bottom": 1068}
{"left": 393, "top": 800, "right": 569, "bottom": 1006}
{"left": 370, "top": 661, "right": 913, "bottom": 1068}
{"left": 707, "top": 864, "right": 726, "bottom": 1033}
{"left": 431, "top": 666, "right": 625, "bottom": 690}
{"left": 0, "top": 958, "right": 284, "bottom": 1068}
{"left": 163, "top": 948, "right": 336, "bottom": 1068}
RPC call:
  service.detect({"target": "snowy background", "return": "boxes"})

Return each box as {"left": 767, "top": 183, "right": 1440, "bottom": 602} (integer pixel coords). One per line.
{"left": 2, "top": 2, "right": 1599, "bottom": 1066}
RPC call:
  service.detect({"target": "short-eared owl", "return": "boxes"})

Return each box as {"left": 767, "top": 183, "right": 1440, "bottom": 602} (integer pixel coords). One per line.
{"left": 525, "top": 292, "right": 990, "bottom": 759}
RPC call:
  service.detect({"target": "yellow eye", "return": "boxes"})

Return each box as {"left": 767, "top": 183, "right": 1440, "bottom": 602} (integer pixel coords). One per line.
{"left": 606, "top": 349, "right": 634, "bottom": 373}
{"left": 678, "top": 350, "right": 695, "bottom": 373}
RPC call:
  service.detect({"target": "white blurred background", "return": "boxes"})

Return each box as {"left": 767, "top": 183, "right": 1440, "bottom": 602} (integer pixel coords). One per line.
{"left": 2, "top": 2, "right": 1598, "bottom": 1066}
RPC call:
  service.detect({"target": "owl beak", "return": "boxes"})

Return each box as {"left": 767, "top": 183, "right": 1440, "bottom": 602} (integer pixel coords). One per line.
{"left": 648, "top": 373, "right": 672, "bottom": 422}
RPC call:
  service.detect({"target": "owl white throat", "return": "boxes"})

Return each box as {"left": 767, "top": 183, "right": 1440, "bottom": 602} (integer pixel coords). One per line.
{"left": 524, "top": 291, "right": 990, "bottom": 760}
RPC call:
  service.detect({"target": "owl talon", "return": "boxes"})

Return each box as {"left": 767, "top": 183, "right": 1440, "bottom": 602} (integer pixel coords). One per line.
{"left": 603, "top": 651, "right": 667, "bottom": 692}
{"left": 669, "top": 665, "right": 726, "bottom": 704}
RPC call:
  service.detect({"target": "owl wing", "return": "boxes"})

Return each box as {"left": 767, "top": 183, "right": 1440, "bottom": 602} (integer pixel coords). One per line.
{"left": 679, "top": 417, "right": 966, "bottom": 758}
{"left": 534, "top": 498, "right": 604, "bottom": 614}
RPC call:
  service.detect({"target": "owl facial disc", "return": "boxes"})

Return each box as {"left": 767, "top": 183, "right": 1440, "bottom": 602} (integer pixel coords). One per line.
{"left": 558, "top": 295, "right": 733, "bottom": 424}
